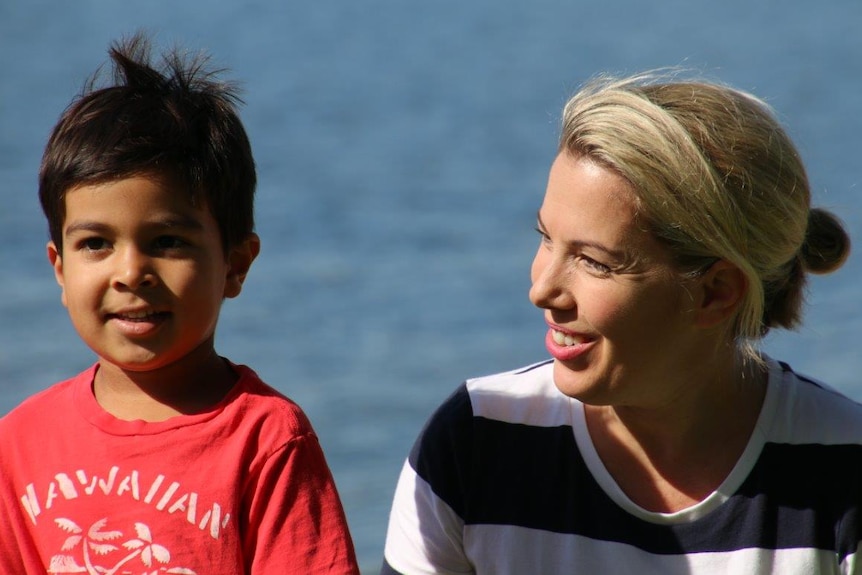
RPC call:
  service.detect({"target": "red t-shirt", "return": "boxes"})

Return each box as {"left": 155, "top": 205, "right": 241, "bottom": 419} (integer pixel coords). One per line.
{"left": 0, "top": 363, "right": 359, "bottom": 574}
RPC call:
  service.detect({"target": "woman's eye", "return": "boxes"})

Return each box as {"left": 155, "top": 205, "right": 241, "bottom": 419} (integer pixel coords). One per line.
{"left": 581, "top": 256, "right": 612, "bottom": 275}
{"left": 534, "top": 227, "right": 551, "bottom": 243}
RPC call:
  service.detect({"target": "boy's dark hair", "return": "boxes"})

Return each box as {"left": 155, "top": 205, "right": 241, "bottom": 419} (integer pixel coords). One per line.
{"left": 39, "top": 32, "right": 256, "bottom": 253}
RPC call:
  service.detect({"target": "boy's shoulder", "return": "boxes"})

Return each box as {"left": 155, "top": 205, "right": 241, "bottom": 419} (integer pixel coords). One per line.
{"left": 0, "top": 366, "right": 93, "bottom": 429}
{"left": 0, "top": 363, "right": 318, "bottom": 445}
{"left": 220, "top": 362, "right": 319, "bottom": 440}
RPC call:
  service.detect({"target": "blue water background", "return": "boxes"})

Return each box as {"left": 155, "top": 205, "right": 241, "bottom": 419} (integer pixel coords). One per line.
{"left": 1, "top": 1, "right": 861, "bottom": 571}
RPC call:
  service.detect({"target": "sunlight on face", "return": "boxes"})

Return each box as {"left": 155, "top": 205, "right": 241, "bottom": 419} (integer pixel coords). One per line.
{"left": 530, "top": 153, "right": 699, "bottom": 407}
{"left": 48, "top": 176, "right": 234, "bottom": 374}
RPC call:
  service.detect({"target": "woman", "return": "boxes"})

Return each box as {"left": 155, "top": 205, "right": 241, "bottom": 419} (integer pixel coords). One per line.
{"left": 381, "top": 73, "right": 858, "bottom": 574}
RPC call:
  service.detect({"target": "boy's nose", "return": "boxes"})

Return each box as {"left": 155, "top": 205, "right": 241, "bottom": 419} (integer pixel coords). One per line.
{"left": 112, "top": 248, "right": 157, "bottom": 290}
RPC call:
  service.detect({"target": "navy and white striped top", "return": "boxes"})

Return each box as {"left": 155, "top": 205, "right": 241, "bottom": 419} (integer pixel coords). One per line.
{"left": 382, "top": 358, "right": 862, "bottom": 574}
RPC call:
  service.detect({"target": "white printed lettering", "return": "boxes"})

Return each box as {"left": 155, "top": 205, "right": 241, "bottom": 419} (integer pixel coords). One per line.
{"left": 116, "top": 470, "right": 140, "bottom": 500}
{"left": 144, "top": 474, "right": 164, "bottom": 504}
{"left": 187, "top": 492, "right": 198, "bottom": 524}
{"left": 96, "top": 466, "right": 119, "bottom": 495}
{"left": 16, "top": 466, "right": 232, "bottom": 539}
{"left": 156, "top": 481, "right": 180, "bottom": 511}
{"left": 55, "top": 473, "right": 79, "bottom": 500}
{"left": 168, "top": 492, "right": 188, "bottom": 514}
{"left": 45, "top": 481, "right": 59, "bottom": 510}
{"left": 21, "top": 484, "right": 40, "bottom": 524}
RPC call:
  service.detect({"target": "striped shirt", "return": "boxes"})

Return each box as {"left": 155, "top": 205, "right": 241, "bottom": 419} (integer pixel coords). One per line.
{"left": 382, "top": 358, "right": 862, "bottom": 574}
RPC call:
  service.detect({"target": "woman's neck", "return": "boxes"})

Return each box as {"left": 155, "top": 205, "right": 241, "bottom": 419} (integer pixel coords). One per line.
{"left": 584, "top": 352, "right": 768, "bottom": 512}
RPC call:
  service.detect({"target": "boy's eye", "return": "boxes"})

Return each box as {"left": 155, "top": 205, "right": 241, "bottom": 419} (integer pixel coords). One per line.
{"left": 80, "top": 237, "right": 109, "bottom": 252}
{"left": 153, "top": 236, "right": 188, "bottom": 250}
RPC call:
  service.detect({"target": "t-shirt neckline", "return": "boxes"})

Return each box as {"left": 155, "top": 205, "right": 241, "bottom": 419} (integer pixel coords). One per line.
{"left": 73, "top": 362, "right": 245, "bottom": 436}
{"left": 569, "top": 357, "right": 780, "bottom": 525}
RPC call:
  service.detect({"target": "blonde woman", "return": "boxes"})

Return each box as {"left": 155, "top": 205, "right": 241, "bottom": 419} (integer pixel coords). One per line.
{"left": 381, "top": 73, "right": 857, "bottom": 575}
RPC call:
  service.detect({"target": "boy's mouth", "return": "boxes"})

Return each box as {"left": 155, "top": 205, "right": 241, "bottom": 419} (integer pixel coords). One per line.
{"left": 108, "top": 310, "right": 169, "bottom": 321}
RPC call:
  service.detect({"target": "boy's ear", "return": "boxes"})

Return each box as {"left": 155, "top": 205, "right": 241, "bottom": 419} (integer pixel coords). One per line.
{"left": 224, "top": 233, "right": 261, "bottom": 299}
{"left": 692, "top": 259, "right": 747, "bottom": 329}
{"left": 47, "top": 242, "right": 69, "bottom": 308}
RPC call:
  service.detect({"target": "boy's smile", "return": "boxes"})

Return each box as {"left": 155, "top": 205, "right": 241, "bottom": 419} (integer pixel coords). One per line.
{"left": 47, "top": 175, "right": 253, "bottom": 376}
{"left": 105, "top": 307, "right": 171, "bottom": 337}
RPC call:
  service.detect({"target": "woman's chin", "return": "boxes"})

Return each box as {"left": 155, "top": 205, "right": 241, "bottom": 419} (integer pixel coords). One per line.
{"left": 552, "top": 360, "right": 606, "bottom": 402}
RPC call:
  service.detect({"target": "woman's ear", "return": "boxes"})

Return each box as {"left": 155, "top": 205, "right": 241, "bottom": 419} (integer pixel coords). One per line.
{"left": 693, "top": 259, "right": 748, "bottom": 329}
{"left": 224, "top": 233, "right": 261, "bottom": 299}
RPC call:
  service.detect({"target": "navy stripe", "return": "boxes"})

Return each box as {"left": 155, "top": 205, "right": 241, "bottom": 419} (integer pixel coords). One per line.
{"left": 511, "top": 358, "right": 553, "bottom": 375}
{"left": 380, "top": 558, "right": 401, "bottom": 575}
{"left": 736, "top": 442, "right": 862, "bottom": 560}
{"left": 777, "top": 361, "right": 847, "bottom": 397}
{"left": 411, "top": 407, "right": 862, "bottom": 557}
{"left": 409, "top": 384, "right": 474, "bottom": 517}
{"left": 778, "top": 360, "right": 824, "bottom": 390}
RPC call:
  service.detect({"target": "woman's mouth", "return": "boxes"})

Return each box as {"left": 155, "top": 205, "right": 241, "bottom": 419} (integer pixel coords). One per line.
{"left": 551, "top": 329, "right": 588, "bottom": 347}
{"left": 545, "top": 328, "right": 594, "bottom": 362}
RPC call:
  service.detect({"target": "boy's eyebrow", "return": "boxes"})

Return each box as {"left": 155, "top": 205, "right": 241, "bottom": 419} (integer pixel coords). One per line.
{"left": 536, "top": 210, "right": 627, "bottom": 260}
{"left": 64, "top": 215, "right": 206, "bottom": 235}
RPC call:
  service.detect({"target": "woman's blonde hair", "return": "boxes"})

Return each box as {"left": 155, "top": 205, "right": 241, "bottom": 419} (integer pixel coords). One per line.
{"left": 559, "top": 72, "right": 850, "bottom": 353}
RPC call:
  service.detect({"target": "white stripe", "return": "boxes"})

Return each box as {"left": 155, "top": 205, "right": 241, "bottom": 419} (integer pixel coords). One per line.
{"left": 383, "top": 461, "right": 472, "bottom": 575}
{"left": 466, "top": 362, "right": 572, "bottom": 428}
{"left": 768, "top": 364, "right": 862, "bottom": 445}
{"left": 462, "top": 523, "right": 844, "bottom": 575}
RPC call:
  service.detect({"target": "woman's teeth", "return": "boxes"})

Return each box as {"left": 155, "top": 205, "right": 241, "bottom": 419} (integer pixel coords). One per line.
{"left": 552, "top": 330, "right": 584, "bottom": 347}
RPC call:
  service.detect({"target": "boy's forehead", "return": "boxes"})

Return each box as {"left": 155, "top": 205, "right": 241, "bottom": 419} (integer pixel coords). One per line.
{"left": 69, "top": 170, "right": 188, "bottom": 193}
{"left": 65, "top": 174, "right": 201, "bottom": 206}
{"left": 63, "top": 176, "right": 211, "bottom": 223}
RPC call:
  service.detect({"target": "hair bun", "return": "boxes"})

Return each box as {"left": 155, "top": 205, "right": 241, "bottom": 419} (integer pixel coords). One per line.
{"left": 801, "top": 208, "right": 851, "bottom": 274}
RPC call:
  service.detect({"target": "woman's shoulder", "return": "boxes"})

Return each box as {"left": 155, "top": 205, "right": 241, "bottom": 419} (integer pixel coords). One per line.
{"left": 409, "top": 359, "right": 569, "bottom": 493}
{"left": 465, "top": 359, "right": 555, "bottom": 392}
{"left": 765, "top": 357, "right": 862, "bottom": 444}
{"left": 414, "top": 359, "right": 568, "bottom": 456}
{"left": 463, "top": 359, "right": 570, "bottom": 428}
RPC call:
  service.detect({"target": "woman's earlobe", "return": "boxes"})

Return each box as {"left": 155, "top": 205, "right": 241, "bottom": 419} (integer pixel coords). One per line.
{"left": 694, "top": 260, "right": 747, "bottom": 329}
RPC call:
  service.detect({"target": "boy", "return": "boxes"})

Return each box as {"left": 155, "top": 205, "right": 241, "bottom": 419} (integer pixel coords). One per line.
{"left": 0, "top": 34, "right": 360, "bottom": 574}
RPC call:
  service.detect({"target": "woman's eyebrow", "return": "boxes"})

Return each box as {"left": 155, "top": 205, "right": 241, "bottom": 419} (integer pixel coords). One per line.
{"left": 535, "top": 210, "right": 626, "bottom": 260}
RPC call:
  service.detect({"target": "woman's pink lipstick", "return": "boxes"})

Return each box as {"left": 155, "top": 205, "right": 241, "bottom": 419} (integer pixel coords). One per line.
{"left": 544, "top": 326, "right": 594, "bottom": 362}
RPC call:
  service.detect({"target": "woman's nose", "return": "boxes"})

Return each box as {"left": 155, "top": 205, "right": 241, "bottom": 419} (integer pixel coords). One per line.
{"left": 529, "top": 251, "right": 575, "bottom": 310}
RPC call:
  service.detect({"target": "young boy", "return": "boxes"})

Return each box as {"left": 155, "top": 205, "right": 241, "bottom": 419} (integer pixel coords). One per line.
{"left": 0, "top": 34, "right": 360, "bottom": 574}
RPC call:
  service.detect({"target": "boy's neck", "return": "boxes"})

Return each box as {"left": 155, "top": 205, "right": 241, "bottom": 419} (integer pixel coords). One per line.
{"left": 93, "top": 347, "right": 238, "bottom": 422}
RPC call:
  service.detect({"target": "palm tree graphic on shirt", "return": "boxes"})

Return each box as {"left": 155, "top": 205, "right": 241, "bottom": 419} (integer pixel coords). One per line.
{"left": 48, "top": 517, "right": 196, "bottom": 574}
